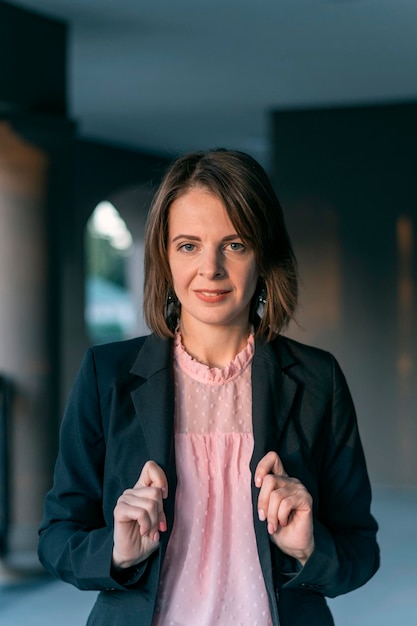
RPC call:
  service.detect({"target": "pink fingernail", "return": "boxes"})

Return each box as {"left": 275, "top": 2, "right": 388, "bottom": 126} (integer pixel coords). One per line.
{"left": 153, "top": 531, "right": 160, "bottom": 542}
{"left": 258, "top": 509, "right": 266, "bottom": 522}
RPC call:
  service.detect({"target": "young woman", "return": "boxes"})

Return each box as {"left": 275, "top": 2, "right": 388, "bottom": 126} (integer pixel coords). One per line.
{"left": 38, "top": 149, "right": 379, "bottom": 626}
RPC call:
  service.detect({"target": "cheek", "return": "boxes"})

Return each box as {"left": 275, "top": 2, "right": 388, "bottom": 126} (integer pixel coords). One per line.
{"left": 169, "top": 260, "right": 190, "bottom": 290}
{"left": 244, "top": 265, "right": 259, "bottom": 294}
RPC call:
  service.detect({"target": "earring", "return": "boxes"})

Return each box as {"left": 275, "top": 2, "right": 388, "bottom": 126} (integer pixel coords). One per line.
{"left": 257, "top": 285, "right": 267, "bottom": 318}
{"left": 165, "top": 289, "right": 179, "bottom": 320}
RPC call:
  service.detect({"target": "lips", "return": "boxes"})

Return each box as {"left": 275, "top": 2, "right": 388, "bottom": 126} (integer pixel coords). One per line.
{"left": 194, "top": 289, "right": 231, "bottom": 303}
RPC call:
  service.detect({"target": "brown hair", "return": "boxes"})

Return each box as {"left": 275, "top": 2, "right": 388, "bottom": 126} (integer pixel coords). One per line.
{"left": 143, "top": 148, "right": 297, "bottom": 341}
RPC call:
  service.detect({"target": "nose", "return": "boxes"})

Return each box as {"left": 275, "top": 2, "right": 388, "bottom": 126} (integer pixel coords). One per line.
{"left": 198, "top": 247, "right": 225, "bottom": 279}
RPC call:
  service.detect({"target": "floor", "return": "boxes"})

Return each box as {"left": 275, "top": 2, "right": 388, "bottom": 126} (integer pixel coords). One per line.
{"left": 0, "top": 485, "right": 416, "bottom": 625}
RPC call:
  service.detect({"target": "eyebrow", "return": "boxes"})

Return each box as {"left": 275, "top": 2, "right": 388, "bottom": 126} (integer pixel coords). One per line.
{"left": 171, "top": 233, "right": 240, "bottom": 243}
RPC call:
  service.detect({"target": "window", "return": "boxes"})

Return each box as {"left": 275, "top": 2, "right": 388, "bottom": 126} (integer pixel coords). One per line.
{"left": 84, "top": 201, "right": 136, "bottom": 344}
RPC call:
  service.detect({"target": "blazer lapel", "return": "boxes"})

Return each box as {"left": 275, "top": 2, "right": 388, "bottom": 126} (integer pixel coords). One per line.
{"left": 129, "top": 334, "right": 177, "bottom": 550}
{"left": 129, "top": 334, "right": 174, "bottom": 463}
{"left": 251, "top": 336, "right": 299, "bottom": 470}
{"left": 250, "top": 336, "right": 299, "bottom": 620}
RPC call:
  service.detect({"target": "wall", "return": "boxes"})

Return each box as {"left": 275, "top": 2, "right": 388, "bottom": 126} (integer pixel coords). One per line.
{"left": 0, "top": 1, "right": 73, "bottom": 555}
{"left": 272, "top": 102, "right": 417, "bottom": 486}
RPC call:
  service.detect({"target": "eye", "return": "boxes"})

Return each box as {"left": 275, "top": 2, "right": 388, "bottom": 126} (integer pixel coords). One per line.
{"left": 227, "top": 242, "right": 245, "bottom": 252}
{"left": 178, "top": 243, "right": 196, "bottom": 252}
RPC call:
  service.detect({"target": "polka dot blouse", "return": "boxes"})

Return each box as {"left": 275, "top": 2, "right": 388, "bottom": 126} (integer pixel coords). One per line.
{"left": 153, "top": 331, "right": 273, "bottom": 625}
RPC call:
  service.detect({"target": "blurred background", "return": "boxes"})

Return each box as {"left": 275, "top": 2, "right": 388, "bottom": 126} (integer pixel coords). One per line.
{"left": 0, "top": 1, "right": 416, "bottom": 624}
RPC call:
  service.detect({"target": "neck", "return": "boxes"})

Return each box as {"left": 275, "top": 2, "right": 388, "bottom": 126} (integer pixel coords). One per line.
{"left": 179, "top": 321, "right": 251, "bottom": 368}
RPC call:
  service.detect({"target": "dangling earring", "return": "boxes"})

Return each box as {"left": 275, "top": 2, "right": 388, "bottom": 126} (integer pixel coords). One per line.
{"left": 165, "top": 288, "right": 179, "bottom": 320}
{"left": 257, "top": 284, "right": 267, "bottom": 318}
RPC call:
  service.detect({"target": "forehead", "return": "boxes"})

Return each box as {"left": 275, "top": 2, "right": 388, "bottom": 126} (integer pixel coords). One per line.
{"left": 168, "top": 187, "right": 235, "bottom": 234}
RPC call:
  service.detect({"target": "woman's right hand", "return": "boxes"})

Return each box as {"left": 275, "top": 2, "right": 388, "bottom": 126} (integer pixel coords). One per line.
{"left": 112, "top": 461, "right": 168, "bottom": 569}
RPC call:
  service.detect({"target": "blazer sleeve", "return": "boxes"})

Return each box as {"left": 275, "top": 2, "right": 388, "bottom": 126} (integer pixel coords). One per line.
{"left": 38, "top": 348, "right": 147, "bottom": 591}
{"left": 281, "top": 354, "right": 380, "bottom": 598}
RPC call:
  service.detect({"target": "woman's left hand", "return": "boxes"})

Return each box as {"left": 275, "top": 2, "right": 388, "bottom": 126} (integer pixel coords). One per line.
{"left": 255, "top": 451, "right": 315, "bottom": 566}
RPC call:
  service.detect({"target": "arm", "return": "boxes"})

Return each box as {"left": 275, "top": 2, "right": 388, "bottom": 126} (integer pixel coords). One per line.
{"left": 257, "top": 355, "right": 379, "bottom": 598}
{"left": 295, "top": 356, "right": 380, "bottom": 597}
{"left": 38, "top": 348, "right": 165, "bottom": 590}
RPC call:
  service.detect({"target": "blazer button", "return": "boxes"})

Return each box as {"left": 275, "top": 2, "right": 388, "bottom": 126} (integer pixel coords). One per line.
{"left": 298, "top": 583, "right": 316, "bottom": 590}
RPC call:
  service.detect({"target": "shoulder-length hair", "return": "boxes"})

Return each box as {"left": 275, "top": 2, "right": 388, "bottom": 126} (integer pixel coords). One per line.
{"left": 143, "top": 148, "right": 298, "bottom": 341}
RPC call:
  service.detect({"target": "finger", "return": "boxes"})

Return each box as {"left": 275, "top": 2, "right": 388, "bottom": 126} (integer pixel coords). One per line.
{"left": 114, "top": 496, "right": 159, "bottom": 539}
{"left": 136, "top": 463, "right": 169, "bottom": 531}
{"left": 116, "top": 487, "right": 167, "bottom": 536}
{"left": 266, "top": 484, "right": 312, "bottom": 534}
{"left": 255, "top": 451, "right": 287, "bottom": 488}
{"left": 135, "top": 460, "right": 168, "bottom": 499}
{"left": 257, "top": 472, "right": 287, "bottom": 522}
{"left": 266, "top": 490, "right": 294, "bottom": 534}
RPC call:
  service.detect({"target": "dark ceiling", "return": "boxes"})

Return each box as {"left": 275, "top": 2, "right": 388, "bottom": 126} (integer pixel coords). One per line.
{"left": 7, "top": 0, "right": 417, "bottom": 164}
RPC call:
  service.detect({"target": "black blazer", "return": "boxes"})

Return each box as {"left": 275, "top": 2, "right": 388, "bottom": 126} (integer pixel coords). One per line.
{"left": 38, "top": 333, "right": 379, "bottom": 626}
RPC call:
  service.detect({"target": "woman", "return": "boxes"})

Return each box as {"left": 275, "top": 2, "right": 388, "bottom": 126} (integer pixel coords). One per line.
{"left": 38, "top": 149, "right": 379, "bottom": 626}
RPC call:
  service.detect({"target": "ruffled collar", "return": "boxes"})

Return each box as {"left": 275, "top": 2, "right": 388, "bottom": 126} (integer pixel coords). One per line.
{"left": 174, "top": 329, "right": 254, "bottom": 384}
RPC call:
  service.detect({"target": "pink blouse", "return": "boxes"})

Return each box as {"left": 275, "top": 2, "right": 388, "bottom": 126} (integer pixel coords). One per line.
{"left": 153, "top": 332, "right": 273, "bottom": 625}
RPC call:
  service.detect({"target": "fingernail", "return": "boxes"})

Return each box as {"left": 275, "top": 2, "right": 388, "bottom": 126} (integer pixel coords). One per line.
{"left": 159, "top": 520, "right": 167, "bottom": 532}
{"left": 267, "top": 522, "right": 275, "bottom": 535}
{"left": 153, "top": 531, "right": 160, "bottom": 542}
{"left": 258, "top": 509, "right": 266, "bottom": 522}
{"left": 255, "top": 475, "right": 262, "bottom": 488}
